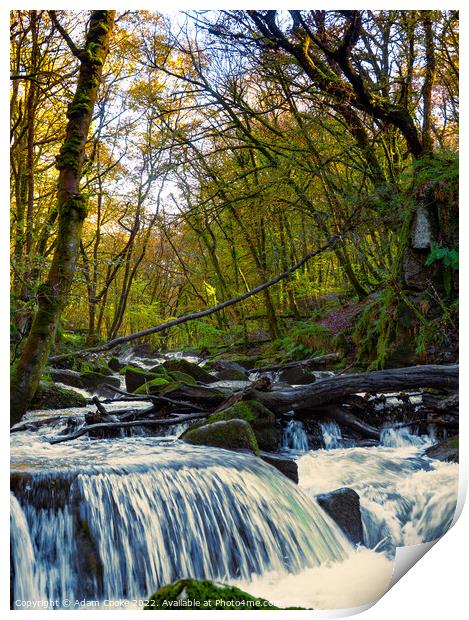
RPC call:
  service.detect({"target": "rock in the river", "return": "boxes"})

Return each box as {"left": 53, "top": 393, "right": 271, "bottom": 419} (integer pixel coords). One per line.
{"left": 144, "top": 579, "right": 278, "bottom": 610}
{"left": 161, "top": 383, "right": 231, "bottom": 407}
{"left": 108, "top": 356, "right": 124, "bottom": 372}
{"left": 209, "top": 400, "right": 280, "bottom": 451}
{"left": 316, "top": 487, "right": 363, "bottom": 545}
{"left": 166, "top": 370, "right": 197, "bottom": 385}
{"left": 278, "top": 365, "right": 316, "bottom": 385}
{"left": 424, "top": 436, "right": 459, "bottom": 463}
{"left": 205, "top": 359, "right": 248, "bottom": 381}
{"left": 49, "top": 368, "right": 120, "bottom": 395}
{"left": 31, "top": 381, "right": 87, "bottom": 410}
{"left": 134, "top": 377, "right": 171, "bottom": 395}
{"left": 183, "top": 419, "right": 259, "bottom": 454}
{"left": 162, "top": 358, "right": 217, "bottom": 384}
{"left": 259, "top": 451, "right": 298, "bottom": 484}
{"left": 123, "top": 365, "right": 161, "bottom": 393}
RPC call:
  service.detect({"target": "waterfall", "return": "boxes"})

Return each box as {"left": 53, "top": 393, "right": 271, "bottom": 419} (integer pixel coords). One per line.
{"left": 281, "top": 420, "right": 309, "bottom": 452}
{"left": 11, "top": 439, "right": 352, "bottom": 607}
{"left": 320, "top": 421, "right": 343, "bottom": 450}
{"left": 379, "top": 425, "right": 434, "bottom": 448}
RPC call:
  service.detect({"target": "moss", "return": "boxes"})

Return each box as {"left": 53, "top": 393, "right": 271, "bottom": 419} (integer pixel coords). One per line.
{"left": 162, "top": 358, "right": 217, "bottom": 383}
{"left": 168, "top": 370, "right": 197, "bottom": 385}
{"left": 31, "top": 381, "right": 87, "bottom": 410}
{"left": 183, "top": 419, "right": 259, "bottom": 455}
{"left": 209, "top": 400, "right": 280, "bottom": 451}
{"left": 123, "top": 365, "right": 159, "bottom": 393}
{"left": 134, "top": 377, "right": 171, "bottom": 395}
{"left": 144, "top": 579, "right": 279, "bottom": 610}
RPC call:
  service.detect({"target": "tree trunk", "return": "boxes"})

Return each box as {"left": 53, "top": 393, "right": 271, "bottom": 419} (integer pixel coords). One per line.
{"left": 245, "top": 364, "right": 458, "bottom": 414}
{"left": 10, "top": 11, "right": 115, "bottom": 426}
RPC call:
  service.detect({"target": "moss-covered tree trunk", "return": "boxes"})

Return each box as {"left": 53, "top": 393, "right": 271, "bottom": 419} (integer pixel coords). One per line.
{"left": 10, "top": 11, "right": 115, "bottom": 426}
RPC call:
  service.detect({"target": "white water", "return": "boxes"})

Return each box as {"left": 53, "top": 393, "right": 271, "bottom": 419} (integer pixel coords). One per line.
{"left": 281, "top": 419, "right": 309, "bottom": 452}
{"left": 298, "top": 442, "right": 458, "bottom": 556}
{"left": 10, "top": 380, "right": 457, "bottom": 610}
{"left": 12, "top": 435, "right": 368, "bottom": 608}
{"left": 320, "top": 421, "right": 344, "bottom": 449}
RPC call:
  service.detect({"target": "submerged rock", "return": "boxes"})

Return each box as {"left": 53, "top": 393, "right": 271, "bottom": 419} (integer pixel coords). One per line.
{"left": 424, "top": 436, "right": 459, "bottom": 463}
{"left": 31, "top": 381, "right": 87, "bottom": 410}
{"left": 259, "top": 451, "right": 298, "bottom": 484}
{"left": 316, "top": 487, "right": 363, "bottom": 545}
{"left": 144, "top": 579, "right": 278, "bottom": 610}
{"left": 183, "top": 419, "right": 259, "bottom": 454}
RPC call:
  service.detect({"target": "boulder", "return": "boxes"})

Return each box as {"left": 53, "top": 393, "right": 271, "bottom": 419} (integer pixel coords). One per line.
{"left": 167, "top": 370, "right": 197, "bottom": 385}
{"left": 208, "top": 400, "right": 280, "bottom": 451}
{"left": 123, "top": 365, "right": 163, "bottom": 393}
{"left": 31, "top": 382, "right": 87, "bottom": 410}
{"left": 134, "top": 377, "right": 171, "bottom": 395}
{"left": 144, "top": 579, "right": 278, "bottom": 610}
{"left": 206, "top": 360, "right": 249, "bottom": 381}
{"left": 259, "top": 451, "right": 298, "bottom": 484}
{"left": 49, "top": 369, "right": 119, "bottom": 395}
{"left": 316, "top": 487, "right": 363, "bottom": 545}
{"left": 182, "top": 419, "right": 259, "bottom": 454}
{"left": 424, "top": 436, "right": 459, "bottom": 463}
{"left": 162, "top": 358, "right": 217, "bottom": 384}
{"left": 108, "top": 356, "right": 124, "bottom": 372}
{"left": 278, "top": 366, "right": 316, "bottom": 385}
{"left": 161, "top": 383, "right": 230, "bottom": 407}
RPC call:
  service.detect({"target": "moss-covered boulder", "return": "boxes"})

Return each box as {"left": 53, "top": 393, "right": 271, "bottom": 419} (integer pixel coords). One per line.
{"left": 167, "top": 370, "right": 197, "bottom": 385}
{"left": 161, "top": 383, "right": 230, "bottom": 407}
{"left": 134, "top": 377, "right": 171, "bottom": 395}
{"left": 108, "top": 356, "right": 124, "bottom": 372}
{"left": 424, "top": 435, "right": 459, "bottom": 462}
{"left": 162, "top": 359, "right": 217, "bottom": 384}
{"left": 203, "top": 360, "right": 249, "bottom": 381}
{"left": 144, "top": 579, "right": 278, "bottom": 610}
{"left": 123, "top": 365, "right": 161, "bottom": 393}
{"left": 80, "top": 370, "right": 120, "bottom": 392}
{"left": 209, "top": 400, "right": 280, "bottom": 451}
{"left": 31, "top": 381, "right": 88, "bottom": 410}
{"left": 183, "top": 419, "right": 259, "bottom": 454}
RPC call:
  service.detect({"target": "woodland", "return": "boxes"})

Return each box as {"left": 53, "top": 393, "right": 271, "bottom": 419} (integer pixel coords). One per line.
{"left": 10, "top": 10, "right": 458, "bottom": 426}
{"left": 9, "top": 10, "right": 460, "bottom": 611}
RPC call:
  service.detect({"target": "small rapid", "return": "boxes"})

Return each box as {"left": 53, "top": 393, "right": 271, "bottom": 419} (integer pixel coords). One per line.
{"left": 11, "top": 435, "right": 355, "bottom": 608}
{"left": 281, "top": 419, "right": 309, "bottom": 452}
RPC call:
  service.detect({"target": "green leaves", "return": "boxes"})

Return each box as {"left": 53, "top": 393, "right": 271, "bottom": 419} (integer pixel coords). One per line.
{"left": 425, "top": 242, "right": 459, "bottom": 270}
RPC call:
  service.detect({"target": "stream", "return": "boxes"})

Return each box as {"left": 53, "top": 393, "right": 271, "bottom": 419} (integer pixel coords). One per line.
{"left": 10, "top": 353, "right": 458, "bottom": 610}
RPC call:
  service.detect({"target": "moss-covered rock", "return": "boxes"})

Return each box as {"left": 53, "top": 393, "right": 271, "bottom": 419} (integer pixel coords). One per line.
{"left": 80, "top": 370, "right": 120, "bottom": 391}
{"left": 167, "top": 370, "right": 197, "bottom": 385}
{"left": 134, "top": 377, "right": 171, "bottom": 395}
{"left": 144, "top": 579, "right": 278, "bottom": 610}
{"left": 162, "top": 359, "right": 217, "bottom": 384}
{"left": 108, "top": 356, "right": 124, "bottom": 372}
{"left": 31, "top": 381, "right": 87, "bottom": 410}
{"left": 123, "top": 365, "right": 159, "bottom": 393}
{"left": 183, "top": 419, "right": 259, "bottom": 454}
{"left": 424, "top": 435, "right": 459, "bottom": 462}
{"left": 208, "top": 400, "right": 280, "bottom": 451}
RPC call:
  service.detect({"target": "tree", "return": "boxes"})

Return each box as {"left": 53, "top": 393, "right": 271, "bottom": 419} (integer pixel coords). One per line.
{"left": 10, "top": 11, "right": 116, "bottom": 426}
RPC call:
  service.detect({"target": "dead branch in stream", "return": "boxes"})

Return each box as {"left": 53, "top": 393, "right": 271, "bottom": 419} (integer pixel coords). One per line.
{"left": 48, "top": 412, "right": 208, "bottom": 444}
{"left": 48, "top": 231, "right": 348, "bottom": 362}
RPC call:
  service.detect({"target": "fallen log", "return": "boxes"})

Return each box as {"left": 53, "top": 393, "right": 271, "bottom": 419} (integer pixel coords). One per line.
{"left": 48, "top": 412, "right": 208, "bottom": 444}
{"left": 323, "top": 406, "right": 380, "bottom": 440}
{"left": 254, "top": 353, "right": 340, "bottom": 374}
{"left": 245, "top": 364, "right": 458, "bottom": 414}
{"left": 104, "top": 384, "right": 209, "bottom": 412}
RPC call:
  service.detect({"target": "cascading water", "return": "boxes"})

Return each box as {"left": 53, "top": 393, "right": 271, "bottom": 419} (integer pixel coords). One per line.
{"left": 281, "top": 419, "right": 309, "bottom": 452}
{"left": 320, "top": 421, "right": 344, "bottom": 449}
{"left": 11, "top": 434, "right": 356, "bottom": 608}
{"left": 297, "top": 444, "right": 458, "bottom": 556}
{"left": 379, "top": 424, "right": 435, "bottom": 448}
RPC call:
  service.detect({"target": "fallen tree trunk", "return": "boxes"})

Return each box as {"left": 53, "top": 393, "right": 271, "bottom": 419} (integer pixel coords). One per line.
{"left": 48, "top": 232, "right": 347, "bottom": 363}
{"left": 323, "top": 406, "right": 380, "bottom": 440}
{"left": 254, "top": 353, "right": 340, "bottom": 374}
{"left": 245, "top": 364, "right": 458, "bottom": 414}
